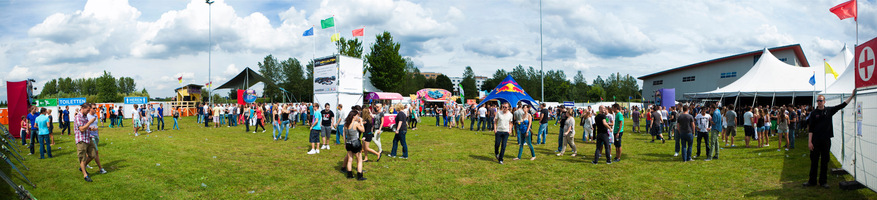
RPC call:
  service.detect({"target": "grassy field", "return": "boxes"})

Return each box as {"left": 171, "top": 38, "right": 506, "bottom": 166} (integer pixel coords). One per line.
{"left": 1, "top": 115, "right": 876, "bottom": 199}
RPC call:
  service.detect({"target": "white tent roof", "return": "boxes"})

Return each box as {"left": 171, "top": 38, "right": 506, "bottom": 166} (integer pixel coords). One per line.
{"left": 821, "top": 46, "right": 855, "bottom": 95}
{"left": 363, "top": 70, "right": 381, "bottom": 93}
{"left": 687, "top": 48, "right": 826, "bottom": 98}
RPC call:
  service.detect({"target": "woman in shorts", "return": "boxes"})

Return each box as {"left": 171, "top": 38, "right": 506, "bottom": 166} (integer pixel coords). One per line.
{"left": 344, "top": 110, "right": 366, "bottom": 180}
{"left": 361, "top": 109, "right": 381, "bottom": 162}
{"left": 776, "top": 110, "right": 789, "bottom": 151}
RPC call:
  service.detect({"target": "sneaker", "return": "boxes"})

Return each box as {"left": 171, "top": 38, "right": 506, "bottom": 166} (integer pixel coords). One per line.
{"left": 253, "top": 131, "right": 256, "bottom": 133}
{"left": 498, "top": 161, "right": 503, "bottom": 164}
{"left": 87, "top": 165, "right": 93, "bottom": 169}
{"left": 614, "top": 158, "right": 621, "bottom": 162}
{"left": 262, "top": 130, "right": 266, "bottom": 133}
{"left": 307, "top": 149, "right": 316, "bottom": 154}
{"left": 731, "top": 145, "right": 736, "bottom": 147}
{"left": 84, "top": 176, "right": 93, "bottom": 182}
{"left": 134, "top": 133, "right": 139, "bottom": 136}
{"left": 99, "top": 169, "right": 107, "bottom": 174}
{"left": 785, "top": 148, "right": 789, "bottom": 151}
{"left": 651, "top": 140, "right": 655, "bottom": 143}
{"left": 556, "top": 153, "right": 562, "bottom": 156}
{"left": 320, "top": 145, "right": 326, "bottom": 150}
{"left": 692, "top": 156, "right": 697, "bottom": 159}
{"left": 274, "top": 138, "right": 277, "bottom": 141}
{"left": 316, "top": 149, "right": 320, "bottom": 154}
{"left": 607, "top": 161, "right": 612, "bottom": 164}
{"left": 674, "top": 153, "right": 679, "bottom": 157}
{"left": 704, "top": 159, "right": 712, "bottom": 161}
{"left": 513, "top": 158, "right": 520, "bottom": 161}
{"left": 592, "top": 160, "right": 598, "bottom": 164}
{"left": 327, "top": 145, "right": 330, "bottom": 150}
{"left": 712, "top": 156, "right": 718, "bottom": 159}
{"left": 401, "top": 157, "right": 408, "bottom": 159}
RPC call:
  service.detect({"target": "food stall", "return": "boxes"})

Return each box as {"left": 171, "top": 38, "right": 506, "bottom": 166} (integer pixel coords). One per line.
{"left": 366, "top": 92, "right": 404, "bottom": 128}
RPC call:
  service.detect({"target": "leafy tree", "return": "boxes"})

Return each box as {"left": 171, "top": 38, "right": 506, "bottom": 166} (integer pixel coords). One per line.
{"left": 258, "top": 55, "right": 281, "bottom": 101}
{"left": 481, "top": 69, "right": 508, "bottom": 91}
{"left": 140, "top": 88, "right": 149, "bottom": 95}
{"left": 366, "top": 31, "right": 405, "bottom": 92}
{"left": 58, "top": 77, "right": 74, "bottom": 94}
{"left": 39, "top": 79, "right": 58, "bottom": 98}
{"left": 336, "top": 37, "right": 363, "bottom": 58}
{"left": 461, "top": 66, "right": 477, "bottom": 99}
{"left": 435, "top": 74, "right": 454, "bottom": 92}
{"left": 117, "top": 77, "right": 136, "bottom": 94}
{"left": 572, "top": 71, "right": 590, "bottom": 102}
{"left": 279, "top": 58, "right": 309, "bottom": 103}
{"left": 96, "top": 70, "right": 119, "bottom": 102}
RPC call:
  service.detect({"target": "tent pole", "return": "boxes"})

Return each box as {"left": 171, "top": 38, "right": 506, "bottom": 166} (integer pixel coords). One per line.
{"left": 840, "top": 94, "right": 845, "bottom": 167}
{"left": 719, "top": 93, "right": 725, "bottom": 106}
{"left": 791, "top": 93, "right": 796, "bottom": 106}
{"left": 771, "top": 92, "right": 776, "bottom": 107}
{"left": 751, "top": 91, "right": 757, "bottom": 108}
{"left": 734, "top": 91, "right": 740, "bottom": 107}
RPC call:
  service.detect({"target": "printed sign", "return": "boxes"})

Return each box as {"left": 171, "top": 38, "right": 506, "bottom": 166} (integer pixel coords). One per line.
{"left": 564, "top": 101, "right": 575, "bottom": 107}
{"left": 124, "top": 97, "right": 148, "bottom": 104}
{"left": 59, "top": 97, "right": 86, "bottom": 106}
{"left": 857, "top": 102, "right": 864, "bottom": 136}
{"left": 856, "top": 36, "right": 877, "bottom": 89}
{"left": 35, "top": 98, "right": 57, "bottom": 107}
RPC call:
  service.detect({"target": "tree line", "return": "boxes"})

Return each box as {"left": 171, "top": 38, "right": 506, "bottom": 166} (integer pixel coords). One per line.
{"left": 253, "top": 31, "right": 641, "bottom": 103}
{"left": 38, "top": 71, "right": 149, "bottom": 103}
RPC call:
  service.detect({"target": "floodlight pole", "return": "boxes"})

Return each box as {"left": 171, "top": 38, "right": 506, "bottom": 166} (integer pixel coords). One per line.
{"left": 539, "top": 0, "right": 544, "bottom": 102}
{"left": 207, "top": 0, "right": 214, "bottom": 105}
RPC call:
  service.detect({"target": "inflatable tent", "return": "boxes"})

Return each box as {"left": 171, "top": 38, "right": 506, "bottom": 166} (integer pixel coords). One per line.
{"left": 477, "top": 75, "right": 537, "bottom": 108}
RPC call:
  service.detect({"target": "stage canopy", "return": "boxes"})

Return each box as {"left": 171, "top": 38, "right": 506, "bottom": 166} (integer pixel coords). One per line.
{"left": 686, "top": 48, "right": 833, "bottom": 98}
{"left": 477, "top": 75, "right": 537, "bottom": 108}
{"left": 215, "top": 67, "right": 276, "bottom": 90}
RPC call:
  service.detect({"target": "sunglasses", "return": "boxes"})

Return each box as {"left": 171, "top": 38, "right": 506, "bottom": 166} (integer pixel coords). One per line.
{"left": 816, "top": 100, "right": 824, "bottom": 102}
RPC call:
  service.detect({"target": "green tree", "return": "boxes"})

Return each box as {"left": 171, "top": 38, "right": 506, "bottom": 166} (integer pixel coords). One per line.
{"left": 398, "top": 58, "right": 425, "bottom": 95}
{"left": 481, "top": 69, "right": 508, "bottom": 91}
{"left": 366, "top": 31, "right": 405, "bottom": 92}
{"left": 461, "top": 66, "right": 476, "bottom": 99}
{"left": 336, "top": 37, "right": 363, "bottom": 58}
{"left": 39, "top": 79, "right": 58, "bottom": 98}
{"left": 279, "top": 58, "right": 309, "bottom": 103}
{"left": 258, "top": 55, "right": 281, "bottom": 102}
{"left": 58, "top": 77, "right": 74, "bottom": 94}
{"left": 572, "top": 71, "right": 589, "bottom": 102}
{"left": 435, "top": 74, "right": 454, "bottom": 92}
{"left": 543, "top": 70, "right": 570, "bottom": 102}
{"left": 96, "top": 70, "right": 119, "bottom": 102}
{"left": 117, "top": 77, "right": 136, "bottom": 94}
{"left": 140, "top": 88, "right": 149, "bottom": 95}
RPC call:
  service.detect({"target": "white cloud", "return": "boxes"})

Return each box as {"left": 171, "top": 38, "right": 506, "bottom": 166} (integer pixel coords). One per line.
{"left": 223, "top": 64, "right": 239, "bottom": 76}
{"left": 6, "top": 66, "right": 31, "bottom": 81}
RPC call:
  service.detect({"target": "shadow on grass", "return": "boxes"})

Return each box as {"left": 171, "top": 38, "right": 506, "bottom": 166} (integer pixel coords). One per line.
{"left": 639, "top": 153, "right": 679, "bottom": 163}
{"left": 102, "top": 159, "right": 127, "bottom": 171}
{"left": 468, "top": 154, "right": 496, "bottom": 163}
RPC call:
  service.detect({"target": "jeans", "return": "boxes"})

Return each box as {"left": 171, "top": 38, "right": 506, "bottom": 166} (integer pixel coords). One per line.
{"left": 680, "top": 132, "right": 693, "bottom": 161}
{"left": 436, "top": 115, "right": 441, "bottom": 126}
{"left": 391, "top": 130, "right": 408, "bottom": 157}
{"left": 487, "top": 117, "right": 495, "bottom": 129}
{"left": 517, "top": 125, "right": 534, "bottom": 159}
{"left": 477, "top": 117, "right": 485, "bottom": 131}
{"left": 470, "top": 118, "right": 476, "bottom": 131}
{"left": 709, "top": 129, "right": 720, "bottom": 158}
{"left": 173, "top": 118, "right": 180, "bottom": 130}
{"left": 281, "top": 121, "right": 290, "bottom": 140}
{"left": 556, "top": 124, "right": 565, "bottom": 152}
{"left": 696, "top": 131, "right": 709, "bottom": 157}
{"left": 494, "top": 131, "right": 509, "bottom": 162}
{"left": 789, "top": 123, "right": 796, "bottom": 148}
{"left": 38, "top": 134, "right": 52, "bottom": 159}
{"left": 809, "top": 140, "right": 831, "bottom": 185}
{"left": 537, "top": 123, "right": 547, "bottom": 144}
{"left": 118, "top": 116, "right": 124, "bottom": 127}
{"left": 157, "top": 117, "right": 165, "bottom": 130}
{"left": 443, "top": 116, "right": 449, "bottom": 127}
{"left": 245, "top": 116, "right": 250, "bottom": 132}
{"left": 675, "top": 126, "right": 681, "bottom": 153}
{"left": 336, "top": 125, "right": 345, "bottom": 144}
{"left": 197, "top": 114, "right": 202, "bottom": 123}
{"left": 29, "top": 129, "right": 37, "bottom": 154}
{"left": 272, "top": 122, "right": 281, "bottom": 139}
{"left": 594, "top": 134, "right": 611, "bottom": 162}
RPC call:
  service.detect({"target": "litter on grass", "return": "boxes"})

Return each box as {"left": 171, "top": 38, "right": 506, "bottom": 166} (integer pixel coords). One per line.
{"left": 248, "top": 191, "right": 255, "bottom": 194}
{"left": 201, "top": 183, "right": 207, "bottom": 187}
{"left": 156, "top": 163, "right": 161, "bottom": 166}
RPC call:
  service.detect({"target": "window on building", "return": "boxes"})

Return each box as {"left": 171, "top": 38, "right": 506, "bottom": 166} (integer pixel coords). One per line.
{"left": 779, "top": 58, "right": 788, "bottom": 62}
{"left": 682, "top": 76, "right": 695, "bottom": 82}
{"left": 720, "top": 72, "right": 737, "bottom": 78}
{"left": 652, "top": 80, "right": 663, "bottom": 85}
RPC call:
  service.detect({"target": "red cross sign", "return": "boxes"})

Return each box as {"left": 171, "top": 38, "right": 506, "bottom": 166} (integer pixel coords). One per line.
{"left": 856, "top": 36, "right": 877, "bottom": 89}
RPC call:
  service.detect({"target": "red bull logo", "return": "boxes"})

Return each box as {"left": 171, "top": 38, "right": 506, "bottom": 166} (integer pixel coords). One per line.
{"left": 497, "top": 83, "right": 524, "bottom": 94}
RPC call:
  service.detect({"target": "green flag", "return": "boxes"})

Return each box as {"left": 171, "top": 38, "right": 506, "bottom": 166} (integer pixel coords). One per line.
{"left": 36, "top": 98, "right": 58, "bottom": 107}
{"left": 321, "top": 17, "right": 335, "bottom": 29}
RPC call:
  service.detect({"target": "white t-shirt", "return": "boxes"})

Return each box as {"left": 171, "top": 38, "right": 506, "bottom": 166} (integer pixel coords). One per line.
{"left": 743, "top": 111, "right": 753, "bottom": 126}
{"left": 495, "top": 111, "right": 513, "bottom": 132}
{"left": 695, "top": 114, "right": 711, "bottom": 132}
{"left": 478, "top": 107, "right": 487, "bottom": 117}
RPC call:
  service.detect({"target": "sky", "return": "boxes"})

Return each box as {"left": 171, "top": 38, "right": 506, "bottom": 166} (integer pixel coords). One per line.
{"left": 0, "top": 0, "right": 873, "bottom": 102}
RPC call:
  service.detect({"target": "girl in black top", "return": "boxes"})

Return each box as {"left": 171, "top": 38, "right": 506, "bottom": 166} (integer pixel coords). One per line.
{"left": 361, "top": 109, "right": 381, "bottom": 162}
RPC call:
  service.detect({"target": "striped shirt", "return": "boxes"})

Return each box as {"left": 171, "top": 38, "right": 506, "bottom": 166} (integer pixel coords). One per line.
{"left": 74, "top": 113, "right": 92, "bottom": 143}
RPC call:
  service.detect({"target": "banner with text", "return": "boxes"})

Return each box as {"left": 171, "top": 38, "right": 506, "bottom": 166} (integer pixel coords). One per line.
{"left": 124, "top": 97, "right": 148, "bottom": 104}
{"left": 59, "top": 97, "right": 86, "bottom": 106}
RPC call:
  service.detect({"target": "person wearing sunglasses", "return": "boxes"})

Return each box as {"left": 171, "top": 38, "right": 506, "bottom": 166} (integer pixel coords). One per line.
{"left": 803, "top": 89, "right": 856, "bottom": 189}
{"left": 493, "top": 103, "right": 514, "bottom": 164}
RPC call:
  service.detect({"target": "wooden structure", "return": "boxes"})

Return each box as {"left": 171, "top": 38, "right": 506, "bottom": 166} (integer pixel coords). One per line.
{"left": 170, "top": 84, "right": 203, "bottom": 117}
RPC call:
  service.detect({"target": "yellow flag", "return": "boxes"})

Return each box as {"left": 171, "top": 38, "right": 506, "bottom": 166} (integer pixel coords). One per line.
{"left": 824, "top": 61, "right": 838, "bottom": 79}
{"left": 330, "top": 33, "right": 340, "bottom": 42}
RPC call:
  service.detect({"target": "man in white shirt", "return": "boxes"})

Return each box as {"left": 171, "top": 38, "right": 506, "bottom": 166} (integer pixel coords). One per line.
{"left": 493, "top": 102, "right": 513, "bottom": 164}
{"left": 477, "top": 106, "right": 487, "bottom": 131}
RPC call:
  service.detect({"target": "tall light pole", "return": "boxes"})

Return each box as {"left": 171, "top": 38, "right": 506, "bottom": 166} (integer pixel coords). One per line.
{"left": 206, "top": 0, "right": 214, "bottom": 105}
{"left": 539, "top": 0, "right": 544, "bottom": 102}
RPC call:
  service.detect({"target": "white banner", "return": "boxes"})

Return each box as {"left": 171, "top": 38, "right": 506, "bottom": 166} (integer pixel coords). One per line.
{"left": 338, "top": 56, "right": 363, "bottom": 94}
{"left": 313, "top": 64, "right": 338, "bottom": 94}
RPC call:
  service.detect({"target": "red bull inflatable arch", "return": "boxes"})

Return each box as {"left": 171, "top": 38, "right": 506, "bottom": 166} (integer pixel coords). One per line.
{"left": 477, "top": 75, "right": 537, "bottom": 108}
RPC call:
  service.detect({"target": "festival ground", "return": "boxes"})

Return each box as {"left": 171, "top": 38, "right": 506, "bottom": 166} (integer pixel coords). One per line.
{"left": 3, "top": 116, "right": 876, "bottom": 199}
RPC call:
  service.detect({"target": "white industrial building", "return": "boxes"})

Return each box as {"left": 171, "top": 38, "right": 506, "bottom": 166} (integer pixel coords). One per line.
{"left": 638, "top": 44, "right": 810, "bottom": 101}
{"left": 450, "top": 76, "right": 487, "bottom": 93}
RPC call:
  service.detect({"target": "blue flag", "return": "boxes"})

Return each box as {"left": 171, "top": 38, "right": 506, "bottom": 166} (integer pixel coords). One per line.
{"left": 302, "top": 27, "right": 314, "bottom": 36}
{"left": 809, "top": 73, "right": 816, "bottom": 86}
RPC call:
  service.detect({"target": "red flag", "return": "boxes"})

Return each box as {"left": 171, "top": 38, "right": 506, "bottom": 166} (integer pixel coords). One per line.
{"left": 177, "top": 76, "right": 182, "bottom": 83}
{"left": 352, "top": 28, "right": 364, "bottom": 37}
{"left": 829, "top": 0, "right": 857, "bottom": 20}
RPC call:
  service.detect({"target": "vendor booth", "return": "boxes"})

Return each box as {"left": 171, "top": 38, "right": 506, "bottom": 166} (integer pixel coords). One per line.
{"left": 477, "top": 75, "right": 537, "bottom": 108}
{"left": 366, "top": 92, "right": 404, "bottom": 128}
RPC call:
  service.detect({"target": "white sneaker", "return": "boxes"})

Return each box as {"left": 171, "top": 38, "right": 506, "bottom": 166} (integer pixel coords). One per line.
{"left": 307, "top": 149, "right": 316, "bottom": 154}
{"left": 262, "top": 130, "right": 266, "bottom": 133}
{"left": 327, "top": 145, "right": 330, "bottom": 150}
{"left": 320, "top": 145, "right": 325, "bottom": 150}
{"left": 674, "top": 153, "right": 679, "bottom": 157}
{"left": 316, "top": 149, "right": 320, "bottom": 154}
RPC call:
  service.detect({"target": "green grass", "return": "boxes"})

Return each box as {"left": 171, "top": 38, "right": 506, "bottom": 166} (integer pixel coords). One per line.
{"left": 2, "top": 116, "right": 876, "bottom": 199}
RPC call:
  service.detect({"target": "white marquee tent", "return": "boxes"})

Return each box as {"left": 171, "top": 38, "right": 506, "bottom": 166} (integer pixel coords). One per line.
{"left": 822, "top": 46, "right": 855, "bottom": 94}
{"left": 686, "top": 48, "right": 832, "bottom": 98}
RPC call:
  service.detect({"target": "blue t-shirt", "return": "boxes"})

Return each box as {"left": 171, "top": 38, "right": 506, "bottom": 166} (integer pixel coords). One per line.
{"left": 311, "top": 112, "right": 322, "bottom": 130}
{"left": 36, "top": 115, "right": 50, "bottom": 135}
{"left": 62, "top": 110, "right": 70, "bottom": 122}
{"left": 712, "top": 108, "right": 723, "bottom": 132}
{"left": 28, "top": 113, "right": 38, "bottom": 130}
{"left": 158, "top": 107, "right": 164, "bottom": 118}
